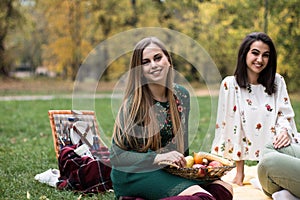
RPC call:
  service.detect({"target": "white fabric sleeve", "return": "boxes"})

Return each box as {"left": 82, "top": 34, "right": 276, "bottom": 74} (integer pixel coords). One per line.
{"left": 275, "top": 74, "right": 299, "bottom": 143}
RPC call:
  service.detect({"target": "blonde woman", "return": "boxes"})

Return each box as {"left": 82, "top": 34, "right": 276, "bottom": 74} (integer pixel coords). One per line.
{"left": 110, "top": 37, "right": 232, "bottom": 200}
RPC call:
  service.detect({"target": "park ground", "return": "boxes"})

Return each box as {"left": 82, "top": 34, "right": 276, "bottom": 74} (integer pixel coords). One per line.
{"left": 0, "top": 77, "right": 219, "bottom": 98}
{"left": 1, "top": 76, "right": 298, "bottom": 200}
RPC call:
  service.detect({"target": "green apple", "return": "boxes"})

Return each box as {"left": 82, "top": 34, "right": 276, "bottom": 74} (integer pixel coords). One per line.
{"left": 185, "top": 155, "right": 194, "bottom": 168}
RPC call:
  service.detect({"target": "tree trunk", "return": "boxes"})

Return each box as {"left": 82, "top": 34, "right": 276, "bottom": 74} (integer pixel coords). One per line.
{"left": 0, "top": 0, "right": 13, "bottom": 76}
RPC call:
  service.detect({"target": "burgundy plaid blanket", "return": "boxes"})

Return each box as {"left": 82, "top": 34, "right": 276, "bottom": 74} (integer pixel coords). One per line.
{"left": 57, "top": 145, "right": 113, "bottom": 193}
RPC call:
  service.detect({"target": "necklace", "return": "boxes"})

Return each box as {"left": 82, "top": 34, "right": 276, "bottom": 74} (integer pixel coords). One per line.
{"left": 247, "top": 83, "right": 252, "bottom": 93}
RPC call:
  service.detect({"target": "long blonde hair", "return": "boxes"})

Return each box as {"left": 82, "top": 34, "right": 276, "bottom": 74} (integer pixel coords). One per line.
{"left": 113, "top": 37, "right": 184, "bottom": 153}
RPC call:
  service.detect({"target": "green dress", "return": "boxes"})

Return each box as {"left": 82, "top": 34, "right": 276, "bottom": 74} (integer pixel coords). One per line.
{"left": 110, "top": 84, "right": 210, "bottom": 200}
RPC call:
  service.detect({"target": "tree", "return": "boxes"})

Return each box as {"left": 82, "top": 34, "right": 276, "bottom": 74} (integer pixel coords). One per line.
{"left": 5, "top": 0, "right": 299, "bottom": 92}
{"left": 38, "top": 0, "right": 93, "bottom": 80}
{"left": 0, "top": 0, "right": 23, "bottom": 76}
{"left": 267, "top": 0, "right": 300, "bottom": 91}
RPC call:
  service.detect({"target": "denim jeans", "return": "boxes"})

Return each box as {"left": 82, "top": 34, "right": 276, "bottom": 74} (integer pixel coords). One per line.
{"left": 257, "top": 142, "right": 300, "bottom": 198}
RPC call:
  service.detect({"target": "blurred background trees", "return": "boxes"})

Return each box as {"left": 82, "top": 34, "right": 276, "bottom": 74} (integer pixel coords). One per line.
{"left": 0, "top": 0, "right": 299, "bottom": 91}
{"left": 0, "top": 0, "right": 24, "bottom": 76}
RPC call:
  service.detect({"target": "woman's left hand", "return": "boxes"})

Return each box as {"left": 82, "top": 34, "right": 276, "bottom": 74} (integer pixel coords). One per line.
{"left": 273, "top": 129, "right": 291, "bottom": 149}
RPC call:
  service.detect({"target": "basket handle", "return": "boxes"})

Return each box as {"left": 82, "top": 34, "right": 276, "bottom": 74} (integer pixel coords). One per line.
{"left": 72, "top": 123, "right": 93, "bottom": 149}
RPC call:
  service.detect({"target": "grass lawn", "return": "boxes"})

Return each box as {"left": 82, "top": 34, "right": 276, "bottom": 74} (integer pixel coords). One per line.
{"left": 0, "top": 95, "right": 300, "bottom": 199}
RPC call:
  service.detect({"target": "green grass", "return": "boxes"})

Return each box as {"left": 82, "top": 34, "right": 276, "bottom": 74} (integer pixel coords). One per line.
{"left": 0, "top": 96, "right": 299, "bottom": 199}
{"left": 0, "top": 99, "right": 111, "bottom": 199}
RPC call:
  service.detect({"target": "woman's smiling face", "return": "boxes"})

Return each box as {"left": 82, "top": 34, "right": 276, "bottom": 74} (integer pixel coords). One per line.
{"left": 142, "top": 43, "right": 170, "bottom": 85}
{"left": 246, "top": 40, "right": 270, "bottom": 83}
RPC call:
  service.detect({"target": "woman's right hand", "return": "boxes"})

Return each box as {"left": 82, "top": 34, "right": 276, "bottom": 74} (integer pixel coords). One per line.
{"left": 273, "top": 129, "right": 291, "bottom": 149}
{"left": 153, "top": 151, "right": 186, "bottom": 168}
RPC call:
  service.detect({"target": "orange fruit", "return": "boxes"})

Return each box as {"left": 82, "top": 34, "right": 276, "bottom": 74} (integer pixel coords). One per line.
{"left": 193, "top": 152, "right": 204, "bottom": 164}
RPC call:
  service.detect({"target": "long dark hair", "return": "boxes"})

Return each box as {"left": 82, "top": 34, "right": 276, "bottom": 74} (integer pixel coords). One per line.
{"left": 234, "top": 32, "right": 277, "bottom": 95}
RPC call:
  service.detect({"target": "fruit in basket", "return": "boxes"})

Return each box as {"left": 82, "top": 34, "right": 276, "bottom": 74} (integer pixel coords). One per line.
{"left": 208, "top": 160, "right": 223, "bottom": 168}
{"left": 202, "top": 158, "right": 209, "bottom": 165}
{"left": 192, "top": 164, "right": 207, "bottom": 177}
{"left": 192, "top": 164, "right": 204, "bottom": 169}
{"left": 193, "top": 152, "right": 204, "bottom": 164}
{"left": 194, "top": 152, "right": 233, "bottom": 166}
{"left": 197, "top": 166, "right": 206, "bottom": 177}
{"left": 185, "top": 156, "right": 194, "bottom": 168}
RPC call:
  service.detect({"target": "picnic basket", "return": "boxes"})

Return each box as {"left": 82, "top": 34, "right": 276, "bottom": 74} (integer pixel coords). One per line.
{"left": 159, "top": 153, "right": 235, "bottom": 181}
{"left": 48, "top": 110, "right": 105, "bottom": 158}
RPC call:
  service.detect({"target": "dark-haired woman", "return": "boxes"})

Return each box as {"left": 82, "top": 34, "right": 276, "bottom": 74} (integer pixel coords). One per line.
{"left": 211, "top": 32, "right": 299, "bottom": 186}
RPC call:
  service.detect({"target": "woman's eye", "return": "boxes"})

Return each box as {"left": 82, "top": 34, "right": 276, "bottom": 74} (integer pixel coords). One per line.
{"left": 154, "top": 54, "right": 162, "bottom": 62}
{"left": 142, "top": 60, "right": 150, "bottom": 65}
{"left": 251, "top": 51, "right": 259, "bottom": 56}
{"left": 263, "top": 53, "right": 269, "bottom": 58}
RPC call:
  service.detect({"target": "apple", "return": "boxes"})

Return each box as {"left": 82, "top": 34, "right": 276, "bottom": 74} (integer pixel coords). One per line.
{"left": 197, "top": 167, "right": 206, "bottom": 177}
{"left": 185, "top": 156, "right": 194, "bottom": 168}
{"left": 192, "top": 164, "right": 207, "bottom": 177}
{"left": 192, "top": 164, "right": 204, "bottom": 169}
{"left": 208, "top": 160, "right": 223, "bottom": 168}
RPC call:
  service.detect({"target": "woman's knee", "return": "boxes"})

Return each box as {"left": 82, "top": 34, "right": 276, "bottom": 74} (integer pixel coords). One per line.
{"left": 178, "top": 185, "right": 211, "bottom": 196}
{"left": 261, "top": 142, "right": 275, "bottom": 156}
{"left": 211, "top": 180, "right": 233, "bottom": 195}
{"left": 205, "top": 180, "right": 233, "bottom": 200}
{"left": 259, "top": 152, "right": 277, "bottom": 169}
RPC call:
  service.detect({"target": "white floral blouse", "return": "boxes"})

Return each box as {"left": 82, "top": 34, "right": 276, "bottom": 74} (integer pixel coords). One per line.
{"left": 211, "top": 73, "right": 299, "bottom": 161}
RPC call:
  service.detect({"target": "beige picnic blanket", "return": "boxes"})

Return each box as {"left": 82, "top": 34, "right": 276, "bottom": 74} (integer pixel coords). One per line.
{"left": 221, "top": 165, "right": 271, "bottom": 200}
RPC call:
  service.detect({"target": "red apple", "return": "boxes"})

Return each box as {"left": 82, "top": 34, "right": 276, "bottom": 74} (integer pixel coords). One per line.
{"left": 192, "top": 164, "right": 204, "bottom": 169}
{"left": 208, "top": 160, "right": 223, "bottom": 168}
{"left": 197, "top": 165, "right": 207, "bottom": 177}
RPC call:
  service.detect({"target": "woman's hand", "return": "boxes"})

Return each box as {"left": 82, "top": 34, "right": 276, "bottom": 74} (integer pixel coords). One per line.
{"left": 273, "top": 129, "right": 291, "bottom": 149}
{"left": 153, "top": 151, "right": 186, "bottom": 168}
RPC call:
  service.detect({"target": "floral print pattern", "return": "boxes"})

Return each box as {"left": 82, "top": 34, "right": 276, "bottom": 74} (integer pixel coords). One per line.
{"left": 256, "top": 123, "right": 262, "bottom": 130}
{"left": 211, "top": 74, "right": 299, "bottom": 161}
{"left": 246, "top": 99, "right": 252, "bottom": 106}
{"left": 154, "top": 84, "right": 190, "bottom": 150}
{"left": 265, "top": 104, "right": 273, "bottom": 112}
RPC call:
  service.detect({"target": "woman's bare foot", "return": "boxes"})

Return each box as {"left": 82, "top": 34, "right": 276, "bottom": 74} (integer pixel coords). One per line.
{"left": 233, "top": 160, "right": 245, "bottom": 186}
{"left": 232, "top": 173, "right": 245, "bottom": 186}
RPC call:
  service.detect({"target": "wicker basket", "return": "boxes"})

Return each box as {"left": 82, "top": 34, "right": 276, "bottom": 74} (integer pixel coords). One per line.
{"left": 48, "top": 110, "right": 105, "bottom": 158}
{"left": 163, "top": 165, "right": 235, "bottom": 181}
{"left": 159, "top": 154, "right": 235, "bottom": 181}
